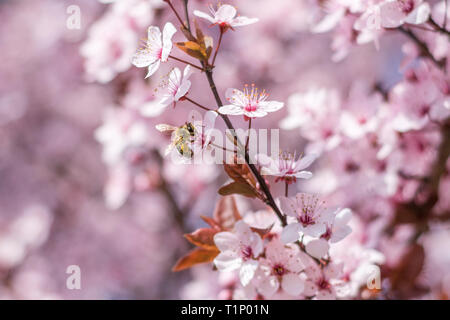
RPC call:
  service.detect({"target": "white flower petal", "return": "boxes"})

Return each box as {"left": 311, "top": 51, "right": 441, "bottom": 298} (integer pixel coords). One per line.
{"left": 147, "top": 26, "right": 162, "bottom": 47}
{"left": 239, "top": 260, "right": 258, "bottom": 287}
{"left": 213, "top": 232, "right": 239, "bottom": 251}
{"left": 281, "top": 273, "right": 305, "bottom": 296}
{"left": 216, "top": 4, "right": 237, "bottom": 21}
{"left": 193, "top": 10, "right": 216, "bottom": 24}
{"left": 330, "top": 225, "right": 352, "bottom": 243}
{"left": 214, "top": 252, "right": 242, "bottom": 271}
{"left": 231, "top": 16, "right": 259, "bottom": 27}
{"left": 280, "top": 223, "right": 302, "bottom": 244}
{"left": 293, "top": 171, "right": 313, "bottom": 179}
{"left": 305, "top": 239, "right": 329, "bottom": 259}
{"left": 294, "top": 154, "right": 317, "bottom": 171}
{"left": 132, "top": 51, "right": 158, "bottom": 68}
{"left": 258, "top": 100, "right": 284, "bottom": 112}
{"left": 218, "top": 104, "right": 243, "bottom": 115}
{"left": 161, "top": 22, "right": 177, "bottom": 61}
{"left": 145, "top": 60, "right": 161, "bottom": 78}
{"left": 404, "top": 3, "right": 430, "bottom": 25}
{"left": 304, "top": 223, "right": 326, "bottom": 238}
{"left": 279, "top": 197, "right": 297, "bottom": 218}
{"left": 174, "top": 80, "right": 191, "bottom": 101}
{"left": 334, "top": 208, "right": 352, "bottom": 227}
{"left": 258, "top": 275, "right": 279, "bottom": 298}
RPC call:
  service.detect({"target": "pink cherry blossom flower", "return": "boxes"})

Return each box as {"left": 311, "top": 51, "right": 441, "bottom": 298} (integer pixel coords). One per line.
{"left": 303, "top": 261, "right": 347, "bottom": 299}
{"left": 256, "top": 238, "right": 306, "bottom": 297}
{"left": 132, "top": 22, "right": 177, "bottom": 78}
{"left": 190, "top": 110, "right": 218, "bottom": 154}
{"left": 94, "top": 108, "right": 149, "bottom": 165}
{"left": 279, "top": 193, "right": 336, "bottom": 243}
{"left": 379, "top": 0, "right": 431, "bottom": 28}
{"left": 280, "top": 88, "right": 342, "bottom": 154}
{"left": 213, "top": 221, "right": 263, "bottom": 286}
{"left": 390, "top": 69, "right": 442, "bottom": 132}
{"left": 153, "top": 65, "right": 193, "bottom": 114}
{"left": 194, "top": 4, "right": 258, "bottom": 31}
{"left": 305, "top": 208, "right": 353, "bottom": 259}
{"left": 80, "top": 11, "right": 137, "bottom": 83}
{"left": 218, "top": 85, "right": 284, "bottom": 118}
{"left": 257, "top": 152, "right": 317, "bottom": 184}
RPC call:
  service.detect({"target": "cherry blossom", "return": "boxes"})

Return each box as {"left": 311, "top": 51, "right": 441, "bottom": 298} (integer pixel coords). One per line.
{"left": 280, "top": 88, "right": 342, "bottom": 154}
{"left": 379, "top": 0, "right": 431, "bottom": 28}
{"left": 257, "top": 152, "right": 317, "bottom": 184}
{"left": 94, "top": 108, "right": 149, "bottom": 165}
{"left": 218, "top": 85, "right": 284, "bottom": 118}
{"left": 132, "top": 22, "right": 177, "bottom": 78}
{"left": 213, "top": 221, "right": 263, "bottom": 286}
{"left": 194, "top": 4, "right": 258, "bottom": 31}
{"left": 80, "top": 11, "right": 137, "bottom": 83}
{"left": 303, "top": 261, "right": 348, "bottom": 299}
{"left": 256, "top": 238, "right": 306, "bottom": 297}
{"left": 190, "top": 111, "right": 218, "bottom": 154}
{"left": 305, "top": 208, "right": 353, "bottom": 259}
{"left": 279, "top": 193, "right": 336, "bottom": 243}
{"left": 155, "top": 65, "right": 193, "bottom": 112}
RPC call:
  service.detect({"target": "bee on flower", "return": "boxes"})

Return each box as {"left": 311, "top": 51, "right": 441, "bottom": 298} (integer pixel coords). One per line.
{"left": 156, "top": 110, "right": 218, "bottom": 160}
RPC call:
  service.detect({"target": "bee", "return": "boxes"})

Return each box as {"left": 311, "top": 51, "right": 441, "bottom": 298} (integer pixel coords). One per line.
{"left": 156, "top": 122, "right": 197, "bottom": 158}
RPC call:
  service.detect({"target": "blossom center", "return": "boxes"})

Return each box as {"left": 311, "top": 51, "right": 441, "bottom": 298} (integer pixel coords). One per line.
{"left": 241, "top": 246, "right": 253, "bottom": 260}
{"left": 272, "top": 263, "right": 287, "bottom": 276}
{"left": 317, "top": 277, "right": 331, "bottom": 291}
{"left": 321, "top": 227, "right": 332, "bottom": 241}
{"left": 299, "top": 213, "right": 315, "bottom": 226}
{"left": 398, "top": 0, "right": 414, "bottom": 14}
{"left": 242, "top": 84, "right": 268, "bottom": 112}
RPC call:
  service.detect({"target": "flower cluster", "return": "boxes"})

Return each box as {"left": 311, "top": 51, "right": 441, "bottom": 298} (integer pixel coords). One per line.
{"left": 85, "top": 0, "right": 450, "bottom": 300}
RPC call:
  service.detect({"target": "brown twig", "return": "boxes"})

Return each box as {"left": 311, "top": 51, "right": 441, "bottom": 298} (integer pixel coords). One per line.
{"left": 168, "top": 55, "right": 204, "bottom": 71}
{"left": 397, "top": 27, "right": 446, "bottom": 70}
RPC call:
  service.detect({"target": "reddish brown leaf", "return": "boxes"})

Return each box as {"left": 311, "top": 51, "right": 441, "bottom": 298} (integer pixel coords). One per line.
{"left": 251, "top": 224, "right": 274, "bottom": 239}
{"left": 184, "top": 228, "right": 218, "bottom": 250}
{"left": 213, "top": 196, "right": 242, "bottom": 230}
{"left": 172, "top": 248, "right": 219, "bottom": 272}
{"left": 200, "top": 216, "right": 222, "bottom": 230}
{"left": 176, "top": 41, "right": 207, "bottom": 61}
{"left": 218, "top": 182, "right": 259, "bottom": 198}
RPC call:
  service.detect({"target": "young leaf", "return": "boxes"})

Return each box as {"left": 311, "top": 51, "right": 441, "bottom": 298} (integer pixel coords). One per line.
{"left": 218, "top": 181, "right": 259, "bottom": 198}
{"left": 184, "top": 228, "right": 218, "bottom": 250}
{"left": 176, "top": 41, "right": 207, "bottom": 61}
{"left": 172, "top": 248, "right": 219, "bottom": 272}
{"left": 213, "top": 196, "right": 242, "bottom": 230}
{"left": 200, "top": 215, "right": 222, "bottom": 229}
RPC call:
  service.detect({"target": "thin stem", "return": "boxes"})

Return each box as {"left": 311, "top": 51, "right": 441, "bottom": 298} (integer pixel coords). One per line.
{"left": 245, "top": 118, "right": 252, "bottom": 152}
{"left": 169, "top": 5, "right": 288, "bottom": 229}
{"left": 184, "top": 96, "right": 212, "bottom": 111}
{"left": 153, "top": 150, "right": 186, "bottom": 231}
{"left": 404, "top": 23, "right": 438, "bottom": 33}
{"left": 182, "top": 0, "right": 191, "bottom": 32}
{"left": 212, "top": 30, "right": 224, "bottom": 66}
{"left": 285, "top": 181, "right": 289, "bottom": 197}
{"left": 210, "top": 142, "right": 237, "bottom": 154}
{"left": 204, "top": 69, "right": 287, "bottom": 226}
{"left": 428, "top": 16, "right": 450, "bottom": 37}
{"left": 165, "top": 0, "right": 187, "bottom": 30}
{"left": 445, "top": 0, "right": 448, "bottom": 30}
{"left": 168, "top": 55, "right": 204, "bottom": 71}
{"left": 398, "top": 27, "right": 445, "bottom": 70}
